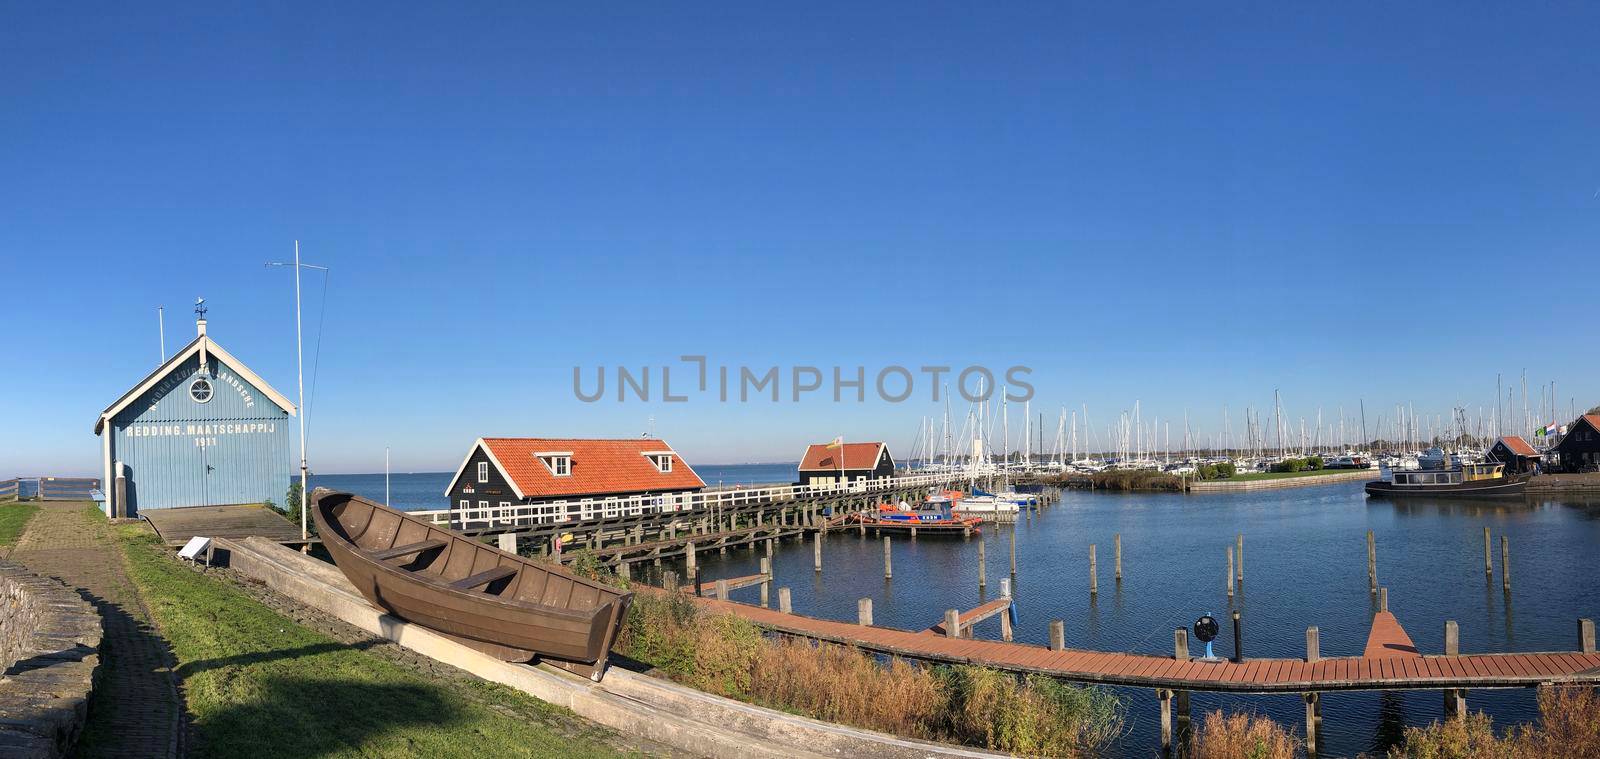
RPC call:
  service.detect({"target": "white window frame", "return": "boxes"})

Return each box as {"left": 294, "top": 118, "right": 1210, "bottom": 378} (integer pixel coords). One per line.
{"left": 477, "top": 500, "right": 489, "bottom": 522}
{"left": 655, "top": 454, "right": 673, "bottom": 473}
{"left": 477, "top": 461, "right": 489, "bottom": 483}
{"left": 540, "top": 455, "right": 572, "bottom": 476}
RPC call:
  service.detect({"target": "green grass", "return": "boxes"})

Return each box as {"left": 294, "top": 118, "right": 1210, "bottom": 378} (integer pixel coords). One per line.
{"left": 109, "top": 526, "right": 632, "bottom": 759}
{"left": 1224, "top": 469, "right": 1366, "bottom": 482}
{"left": 0, "top": 501, "right": 40, "bottom": 545}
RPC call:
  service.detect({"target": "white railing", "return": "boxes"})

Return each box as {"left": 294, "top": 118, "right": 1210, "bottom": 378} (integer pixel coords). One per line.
{"left": 413, "top": 471, "right": 961, "bottom": 533}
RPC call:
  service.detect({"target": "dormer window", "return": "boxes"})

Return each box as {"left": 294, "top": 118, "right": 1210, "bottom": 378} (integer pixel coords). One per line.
{"left": 642, "top": 451, "right": 674, "bottom": 473}
{"left": 537, "top": 452, "right": 573, "bottom": 476}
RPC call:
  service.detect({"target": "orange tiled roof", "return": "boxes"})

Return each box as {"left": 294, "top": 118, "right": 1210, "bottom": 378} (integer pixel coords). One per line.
{"left": 799, "top": 442, "right": 884, "bottom": 472}
{"left": 1497, "top": 435, "right": 1538, "bottom": 457}
{"left": 480, "top": 438, "right": 704, "bottom": 499}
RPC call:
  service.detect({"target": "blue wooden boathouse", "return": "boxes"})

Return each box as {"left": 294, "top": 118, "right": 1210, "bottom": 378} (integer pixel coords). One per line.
{"left": 93, "top": 312, "right": 296, "bottom": 517}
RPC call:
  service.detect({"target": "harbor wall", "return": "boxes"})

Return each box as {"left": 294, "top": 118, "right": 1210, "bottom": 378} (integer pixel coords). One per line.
{"left": 0, "top": 562, "right": 103, "bottom": 757}
{"left": 1186, "top": 468, "right": 1375, "bottom": 492}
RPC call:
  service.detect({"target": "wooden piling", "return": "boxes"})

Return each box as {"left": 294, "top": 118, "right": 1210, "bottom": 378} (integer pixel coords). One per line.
{"left": 1367, "top": 530, "right": 1377, "bottom": 594}
{"left": 1227, "top": 546, "right": 1235, "bottom": 598}
{"left": 715, "top": 578, "right": 729, "bottom": 600}
{"left": 1501, "top": 536, "right": 1511, "bottom": 591}
{"left": 1305, "top": 693, "right": 1319, "bottom": 754}
{"left": 978, "top": 536, "right": 987, "bottom": 589}
{"left": 1380, "top": 586, "right": 1388, "bottom": 613}
{"left": 1306, "top": 626, "right": 1319, "bottom": 663}
{"left": 779, "top": 587, "right": 792, "bottom": 614}
{"left": 813, "top": 533, "right": 822, "bottom": 572}
{"left": 619, "top": 561, "right": 631, "bottom": 583}
{"left": 1114, "top": 533, "right": 1122, "bottom": 581}
{"left": 1484, "top": 527, "right": 1492, "bottom": 576}
{"left": 1009, "top": 527, "right": 1017, "bottom": 576}
{"left": 1050, "top": 620, "right": 1065, "bottom": 651}
{"left": 1446, "top": 620, "right": 1459, "bottom": 655}
{"left": 999, "top": 579, "right": 1013, "bottom": 641}
{"left": 1580, "top": 618, "right": 1596, "bottom": 654}
{"left": 1174, "top": 627, "right": 1189, "bottom": 659}
{"left": 1089, "top": 543, "right": 1097, "bottom": 595}
{"left": 1236, "top": 533, "right": 1244, "bottom": 582}
{"left": 663, "top": 569, "right": 678, "bottom": 593}
{"left": 1445, "top": 688, "right": 1466, "bottom": 721}
{"left": 686, "top": 541, "right": 697, "bottom": 574}
{"left": 759, "top": 558, "right": 771, "bottom": 607}
{"left": 883, "top": 536, "right": 892, "bottom": 579}
{"left": 944, "top": 609, "right": 960, "bottom": 639}
{"left": 858, "top": 598, "right": 873, "bottom": 626}
{"left": 1159, "top": 689, "right": 1173, "bottom": 752}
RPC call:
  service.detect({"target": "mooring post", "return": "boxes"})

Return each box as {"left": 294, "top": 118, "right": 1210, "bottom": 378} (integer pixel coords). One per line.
{"left": 686, "top": 541, "right": 697, "bottom": 575}
{"left": 1174, "top": 627, "right": 1189, "bottom": 659}
{"left": 778, "top": 587, "right": 792, "bottom": 614}
{"left": 618, "top": 561, "right": 631, "bottom": 582}
{"left": 944, "top": 609, "right": 960, "bottom": 639}
{"left": 759, "top": 557, "right": 771, "bottom": 607}
{"left": 858, "top": 598, "right": 873, "bottom": 626}
{"left": 766, "top": 538, "right": 774, "bottom": 559}
{"left": 1580, "top": 618, "right": 1596, "bottom": 654}
{"left": 1089, "top": 543, "right": 1097, "bottom": 595}
{"left": 1445, "top": 620, "right": 1459, "bottom": 655}
{"left": 1501, "top": 536, "right": 1511, "bottom": 591}
{"left": 1445, "top": 688, "right": 1466, "bottom": 721}
{"left": 663, "top": 569, "right": 678, "bottom": 593}
{"left": 813, "top": 533, "right": 822, "bottom": 572}
{"left": 1009, "top": 527, "right": 1017, "bottom": 576}
{"left": 1306, "top": 626, "right": 1319, "bottom": 663}
{"left": 1114, "top": 532, "right": 1122, "bottom": 582}
{"left": 999, "top": 579, "right": 1013, "bottom": 641}
{"left": 1232, "top": 609, "right": 1243, "bottom": 662}
{"left": 715, "top": 578, "right": 729, "bottom": 601}
{"left": 1158, "top": 689, "right": 1173, "bottom": 752}
{"left": 1367, "top": 530, "right": 1377, "bottom": 594}
{"left": 1380, "top": 586, "right": 1388, "bottom": 613}
{"left": 1237, "top": 533, "right": 1244, "bottom": 582}
{"left": 1227, "top": 546, "right": 1235, "bottom": 598}
{"left": 883, "top": 536, "right": 892, "bottom": 579}
{"left": 978, "top": 535, "right": 987, "bottom": 588}
{"left": 1484, "top": 526, "right": 1492, "bottom": 576}
{"left": 1304, "top": 693, "right": 1319, "bottom": 754}
{"left": 1050, "top": 620, "right": 1065, "bottom": 651}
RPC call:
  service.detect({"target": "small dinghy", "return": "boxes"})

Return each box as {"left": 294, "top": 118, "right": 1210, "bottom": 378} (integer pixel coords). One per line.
{"left": 311, "top": 488, "right": 631, "bottom": 680}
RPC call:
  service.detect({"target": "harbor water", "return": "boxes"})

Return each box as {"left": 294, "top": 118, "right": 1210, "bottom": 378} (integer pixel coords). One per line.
{"left": 312, "top": 470, "right": 1600, "bottom": 756}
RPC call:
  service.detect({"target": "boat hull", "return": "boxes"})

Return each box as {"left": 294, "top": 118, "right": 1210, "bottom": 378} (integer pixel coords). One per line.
{"left": 311, "top": 489, "right": 631, "bottom": 679}
{"left": 1363, "top": 477, "right": 1528, "bottom": 499}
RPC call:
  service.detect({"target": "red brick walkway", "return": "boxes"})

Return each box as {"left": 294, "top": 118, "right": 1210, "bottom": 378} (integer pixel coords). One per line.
{"left": 8, "top": 503, "right": 187, "bottom": 757}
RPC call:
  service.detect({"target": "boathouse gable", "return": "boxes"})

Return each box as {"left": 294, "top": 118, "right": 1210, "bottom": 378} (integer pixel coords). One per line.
{"left": 1488, "top": 436, "right": 1540, "bottom": 474}
{"left": 446, "top": 440, "right": 523, "bottom": 510}
{"left": 1552, "top": 414, "right": 1600, "bottom": 473}
{"left": 95, "top": 324, "right": 296, "bottom": 517}
{"left": 797, "top": 442, "right": 895, "bottom": 485}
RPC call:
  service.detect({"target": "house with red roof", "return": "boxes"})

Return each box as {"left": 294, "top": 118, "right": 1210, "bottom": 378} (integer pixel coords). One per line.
{"left": 797, "top": 441, "right": 895, "bottom": 486}
{"left": 1551, "top": 414, "right": 1600, "bottom": 473}
{"left": 445, "top": 438, "right": 705, "bottom": 520}
{"left": 1488, "top": 435, "right": 1541, "bottom": 474}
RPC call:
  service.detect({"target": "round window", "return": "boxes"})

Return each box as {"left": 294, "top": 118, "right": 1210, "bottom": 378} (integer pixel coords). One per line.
{"left": 189, "top": 377, "right": 214, "bottom": 404}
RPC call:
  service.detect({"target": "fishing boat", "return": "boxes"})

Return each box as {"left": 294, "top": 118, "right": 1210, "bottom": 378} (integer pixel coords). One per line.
{"left": 310, "top": 488, "right": 631, "bottom": 681}
{"left": 863, "top": 495, "right": 983, "bottom": 527}
{"left": 1363, "top": 462, "right": 1528, "bottom": 499}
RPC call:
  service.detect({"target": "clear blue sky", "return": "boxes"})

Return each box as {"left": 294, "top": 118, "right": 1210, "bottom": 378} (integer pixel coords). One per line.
{"left": 3, "top": 4, "right": 1596, "bottom": 475}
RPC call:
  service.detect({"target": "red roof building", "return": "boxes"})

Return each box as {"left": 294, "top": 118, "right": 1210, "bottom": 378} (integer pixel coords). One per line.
{"left": 797, "top": 441, "right": 895, "bottom": 485}
{"left": 446, "top": 438, "right": 705, "bottom": 510}
{"left": 1488, "top": 435, "right": 1541, "bottom": 474}
{"left": 1551, "top": 414, "right": 1600, "bottom": 473}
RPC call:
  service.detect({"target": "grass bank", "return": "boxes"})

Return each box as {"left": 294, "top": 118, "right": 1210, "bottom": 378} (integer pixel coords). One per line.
{"left": 1045, "top": 470, "right": 1186, "bottom": 492}
{"left": 0, "top": 501, "right": 40, "bottom": 546}
{"left": 109, "top": 525, "right": 632, "bottom": 758}
{"left": 1224, "top": 468, "right": 1369, "bottom": 482}
{"left": 616, "top": 591, "right": 1123, "bottom": 757}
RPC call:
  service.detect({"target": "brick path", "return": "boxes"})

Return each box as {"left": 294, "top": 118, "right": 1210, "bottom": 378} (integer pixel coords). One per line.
{"left": 7, "top": 503, "right": 186, "bottom": 758}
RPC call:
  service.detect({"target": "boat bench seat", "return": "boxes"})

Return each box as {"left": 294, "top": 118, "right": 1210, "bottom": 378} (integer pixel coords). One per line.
{"left": 450, "top": 566, "right": 517, "bottom": 591}
{"left": 371, "top": 539, "right": 447, "bottom": 561}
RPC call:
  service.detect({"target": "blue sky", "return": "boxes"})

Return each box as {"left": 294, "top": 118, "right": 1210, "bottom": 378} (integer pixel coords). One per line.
{"left": 3, "top": 4, "right": 1596, "bottom": 474}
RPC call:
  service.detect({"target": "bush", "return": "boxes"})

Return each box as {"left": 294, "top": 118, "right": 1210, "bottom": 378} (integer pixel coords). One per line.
{"left": 1306, "top": 455, "right": 1324, "bottom": 470}
{"left": 1391, "top": 686, "right": 1600, "bottom": 758}
{"left": 1191, "top": 710, "right": 1301, "bottom": 759}
{"left": 1196, "top": 464, "right": 1219, "bottom": 481}
{"left": 1215, "top": 461, "right": 1237, "bottom": 478}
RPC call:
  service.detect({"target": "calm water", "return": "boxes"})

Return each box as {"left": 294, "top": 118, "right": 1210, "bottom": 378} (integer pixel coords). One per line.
{"left": 308, "top": 462, "right": 799, "bottom": 512}
{"left": 681, "top": 482, "right": 1600, "bottom": 757}
{"left": 309, "top": 470, "right": 1600, "bottom": 756}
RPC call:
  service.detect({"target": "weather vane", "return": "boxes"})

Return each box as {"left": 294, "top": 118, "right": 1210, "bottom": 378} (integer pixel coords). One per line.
{"left": 194, "top": 297, "right": 207, "bottom": 319}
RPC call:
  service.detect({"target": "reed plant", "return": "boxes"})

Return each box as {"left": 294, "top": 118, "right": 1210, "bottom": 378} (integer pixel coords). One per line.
{"left": 1391, "top": 686, "right": 1600, "bottom": 759}
{"left": 1190, "top": 710, "right": 1301, "bottom": 759}
{"left": 618, "top": 592, "right": 1123, "bottom": 757}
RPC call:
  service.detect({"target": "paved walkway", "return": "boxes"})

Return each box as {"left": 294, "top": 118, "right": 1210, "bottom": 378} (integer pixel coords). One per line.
{"left": 7, "top": 503, "right": 186, "bottom": 758}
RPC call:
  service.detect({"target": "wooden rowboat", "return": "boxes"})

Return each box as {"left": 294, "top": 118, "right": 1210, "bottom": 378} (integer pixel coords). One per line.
{"left": 311, "top": 488, "right": 631, "bottom": 680}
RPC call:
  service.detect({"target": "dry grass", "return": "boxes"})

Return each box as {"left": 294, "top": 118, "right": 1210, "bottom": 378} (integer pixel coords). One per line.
{"left": 1190, "top": 710, "right": 1302, "bottom": 759}
{"left": 617, "top": 592, "right": 1122, "bottom": 757}
{"left": 1391, "top": 686, "right": 1600, "bottom": 759}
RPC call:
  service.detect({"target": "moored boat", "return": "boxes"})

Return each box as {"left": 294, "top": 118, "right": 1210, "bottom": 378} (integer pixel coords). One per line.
{"left": 310, "top": 488, "right": 631, "bottom": 680}
{"left": 1363, "top": 462, "right": 1528, "bottom": 499}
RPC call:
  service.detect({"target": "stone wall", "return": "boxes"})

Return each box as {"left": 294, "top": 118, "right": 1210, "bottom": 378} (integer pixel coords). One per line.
{"left": 0, "top": 562, "right": 102, "bottom": 758}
